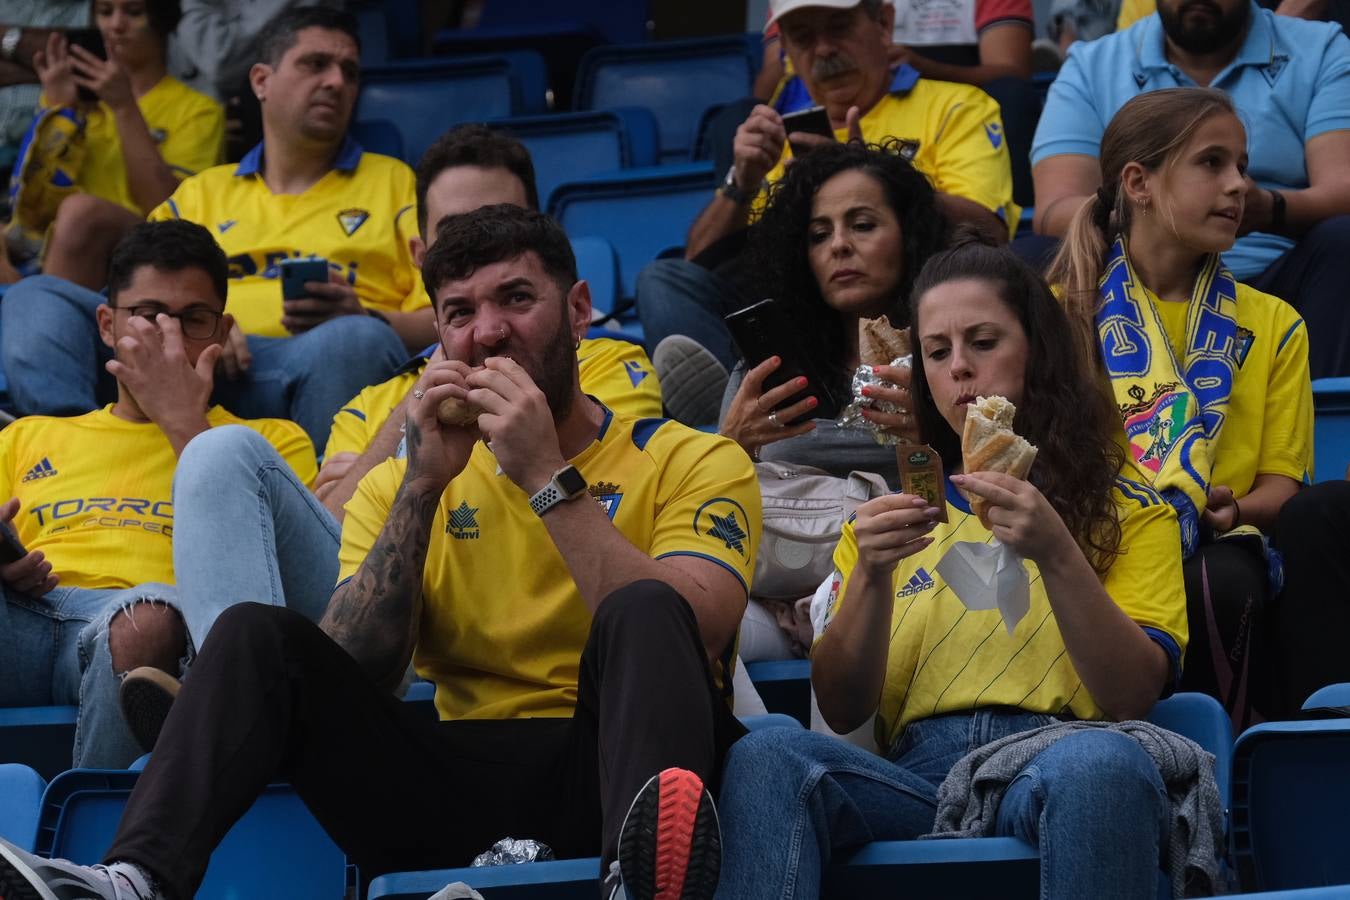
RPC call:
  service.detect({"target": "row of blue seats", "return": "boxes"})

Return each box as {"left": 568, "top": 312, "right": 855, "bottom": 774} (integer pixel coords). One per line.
{"left": 3, "top": 669, "right": 1348, "bottom": 897}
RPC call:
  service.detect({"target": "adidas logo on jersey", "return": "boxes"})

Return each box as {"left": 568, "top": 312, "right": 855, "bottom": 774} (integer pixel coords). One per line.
{"left": 899, "top": 567, "right": 935, "bottom": 597}
{"left": 21, "top": 457, "right": 57, "bottom": 482}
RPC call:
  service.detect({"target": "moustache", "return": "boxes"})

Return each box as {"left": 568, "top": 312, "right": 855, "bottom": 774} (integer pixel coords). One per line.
{"left": 1177, "top": 0, "right": 1222, "bottom": 14}
{"left": 811, "top": 53, "right": 858, "bottom": 81}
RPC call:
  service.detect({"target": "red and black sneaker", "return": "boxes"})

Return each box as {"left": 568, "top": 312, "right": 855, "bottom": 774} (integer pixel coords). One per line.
{"left": 613, "top": 767, "right": 721, "bottom": 900}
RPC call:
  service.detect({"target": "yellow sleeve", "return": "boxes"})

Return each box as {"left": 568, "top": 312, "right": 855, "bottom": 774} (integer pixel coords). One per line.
{"left": 579, "top": 338, "right": 664, "bottom": 420}
{"left": 1117, "top": 0, "right": 1155, "bottom": 31}
{"left": 147, "top": 176, "right": 196, "bottom": 222}
{"left": 648, "top": 428, "right": 761, "bottom": 592}
{"left": 393, "top": 188, "right": 429, "bottom": 311}
{"left": 403, "top": 264, "right": 431, "bottom": 312}
{"left": 0, "top": 424, "right": 17, "bottom": 508}
{"left": 323, "top": 400, "right": 379, "bottom": 461}
{"left": 924, "top": 86, "right": 1016, "bottom": 225}
{"left": 255, "top": 420, "right": 318, "bottom": 489}
{"left": 1258, "top": 314, "right": 1314, "bottom": 484}
{"left": 337, "top": 458, "right": 405, "bottom": 582}
{"left": 1103, "top": 489, "right": 1188, "bottom": 657}
{"left": 156, "top": 93, "right": 224, "bottom": 180}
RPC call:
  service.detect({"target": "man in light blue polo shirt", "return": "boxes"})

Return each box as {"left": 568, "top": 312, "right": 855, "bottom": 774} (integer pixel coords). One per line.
{"left": 1029, "top": 0, "right": 1350, "bottom": 377}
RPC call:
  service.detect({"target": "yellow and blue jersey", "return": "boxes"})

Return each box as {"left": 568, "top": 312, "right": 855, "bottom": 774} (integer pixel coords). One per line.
{"left": 0, "top": 406, "right": 315, "bottom": 591}
{"left": 149, "top": 137, "right": 427, "bottom": 338}
{"left": 338, "top": 409, "right": 759, "bottom": 722}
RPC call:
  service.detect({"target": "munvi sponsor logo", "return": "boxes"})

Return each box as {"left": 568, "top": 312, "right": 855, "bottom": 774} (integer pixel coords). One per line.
{"left": 899, "top": 567, "right": 936, "bottom": 597}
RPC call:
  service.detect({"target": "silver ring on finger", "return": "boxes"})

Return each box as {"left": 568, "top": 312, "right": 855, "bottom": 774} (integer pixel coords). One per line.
{"left": 413, "top": 389, "right": 425, "bottom": 400}
{"left": 768, "top": 410, "right": 782, "bottom": 428}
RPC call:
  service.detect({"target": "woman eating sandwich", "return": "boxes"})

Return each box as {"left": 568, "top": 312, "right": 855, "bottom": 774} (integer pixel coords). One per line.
{"left": 714, "top": 235, "right": 1198, "bottom": 899}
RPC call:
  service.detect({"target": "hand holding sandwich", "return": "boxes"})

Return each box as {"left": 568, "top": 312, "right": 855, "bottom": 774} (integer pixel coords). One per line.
{"left": 402, "top": 359, "right": 482, "bottom": 494}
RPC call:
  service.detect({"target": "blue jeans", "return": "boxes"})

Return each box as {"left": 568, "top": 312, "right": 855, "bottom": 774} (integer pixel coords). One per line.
{"left": 0, "top": 580, "right": 177, "bottom": 769}
{"left": 172, "top": 425, "right": 341, "bottom": 651}
{"left": 716, "top": 711, "right": 1170, "bottom": 899}
{"left": 634, "top": 258, "right": 742, "bottom": 371}
{"left": 0, "top": 274, "right": 407, "bottom": 448}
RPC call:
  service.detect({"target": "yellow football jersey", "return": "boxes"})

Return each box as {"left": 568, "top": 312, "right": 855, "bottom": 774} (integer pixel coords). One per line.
{"left": 148, "top": 139, "right": 427, "bottom": 338}
{"left": 1144, "top": 283, "right": 1313, "bottom": 495}
{"left": 0, "top": 406, "right": 316, "bottom": 591}
{"left": 339, "top": 409, "right": 759, "bottom": 722}
{"left": 54, "top": 75, "right": 223, "bottom": 215}
{"left": 819, "top": 476, "right": 1187, "bottom": 751}
{"left": 762, "top": 72, "right": 1019, "bottom": 236}
{"left": 323, "top": 337, "right": 663, "bottom": 459}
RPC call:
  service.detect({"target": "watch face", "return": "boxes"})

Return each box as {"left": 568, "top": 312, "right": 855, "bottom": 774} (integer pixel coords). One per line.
{"left": 557, "top": 465, "right": 588, "bottom": 498}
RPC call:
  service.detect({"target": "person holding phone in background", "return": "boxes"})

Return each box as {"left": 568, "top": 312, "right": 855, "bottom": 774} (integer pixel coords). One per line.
{"left": 4, "top": 0, "right": 223, "bottom": 286}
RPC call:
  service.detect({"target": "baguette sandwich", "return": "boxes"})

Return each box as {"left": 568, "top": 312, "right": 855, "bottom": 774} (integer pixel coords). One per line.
{"left": 961, "top": 395, "right": 1037, "bottom": 526}
{"left": 859, "top": 315, "right": 910, "bottom": 368}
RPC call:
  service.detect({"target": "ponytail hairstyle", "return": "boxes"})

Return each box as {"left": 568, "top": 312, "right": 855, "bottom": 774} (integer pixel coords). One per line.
{"left": 911, "top": 228, "right": 1125, "bottom": 575}
{"left": 1045, "top": 87, "right": 1238, "bottom": 364}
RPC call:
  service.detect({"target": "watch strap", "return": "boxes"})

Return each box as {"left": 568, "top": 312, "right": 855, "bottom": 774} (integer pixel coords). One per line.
{"left": 529, "top": 465, "right": 585, "bottom": 517}
{"left": 719, "top": 165, "right": 752, "bottom": 206}
{"left": 1268, "top": 189, "right": 1287, "bottom": 234}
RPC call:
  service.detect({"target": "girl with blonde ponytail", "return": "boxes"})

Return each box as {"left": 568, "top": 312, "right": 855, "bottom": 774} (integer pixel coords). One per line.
{"left": 1049, "top": 87, "right": 1325, "bottom": 727}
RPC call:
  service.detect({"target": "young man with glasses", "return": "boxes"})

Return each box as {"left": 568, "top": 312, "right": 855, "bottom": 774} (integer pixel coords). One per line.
{"left": 0, "top": 218, "right": 315, "bottom": 769}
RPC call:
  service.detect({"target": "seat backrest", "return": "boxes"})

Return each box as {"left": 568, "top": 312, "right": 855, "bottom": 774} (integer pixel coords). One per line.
{"left": 1232, "top": 720, "right": 1350, "bottom": 891}
{"left": 574, "top": 38, "right": 755, "bottom": 162}
{"left": 357, "top": 56, "right": 529, "bottom": 164}
{"left": 548, "top": 163, "right": 718, "bottom": 299}
{"left": 349, "top": 119, "right": 406, "bottom": 162}
{"left": 0, "top": 705, "right": 77, "bottom": 782}
{"left": 1147, "top": 692, "right": 1234, "bottom": 810}
{"left": 1312, "top": 377, "right": 1350, "bottom": 483}
{"left": 571, "top": 235, "right": 621, "bottom": 318}
{"left": 475, "top": 0, "right": 648, "bottom": 43}
{"left": 492, "top": 112, "right": 629, "bottom": 209}
{"left": 39, "top": 770, "right": 347, "bottom": 899}
{"left": 0, "top": 764, "right": 45, "bottom": 852}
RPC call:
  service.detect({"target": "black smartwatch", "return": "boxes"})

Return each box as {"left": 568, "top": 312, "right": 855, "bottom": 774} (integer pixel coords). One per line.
{"left": 1268, "top": 189, "right": 1287, "bottom": 235}
{"left": 719, "top": 166, "right": 752, "bottom": 206}
{"left": 528, "top": 465, "right": 588, "bottom": 516}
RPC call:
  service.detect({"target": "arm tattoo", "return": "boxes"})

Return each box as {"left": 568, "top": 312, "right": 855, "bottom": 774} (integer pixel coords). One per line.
{"left": 321, "top": 419, "right": 441, "bottom": 688}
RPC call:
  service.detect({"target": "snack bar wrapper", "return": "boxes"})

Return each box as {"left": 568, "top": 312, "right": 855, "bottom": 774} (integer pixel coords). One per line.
{"left": 934, "top": 539, "right": 1030, "bottom": 635}
{"left": 837, "top": 315, "right": 911, "bottom": 445}
{"left": 471, "top": 838, "right": 555, "bottom": 867}
{"left": 896, "top": 444, "right": 947, "bottom": 523}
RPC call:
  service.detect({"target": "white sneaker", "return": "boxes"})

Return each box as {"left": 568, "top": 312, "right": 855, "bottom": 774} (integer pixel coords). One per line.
{"left": 0, "top": 836, "right": 158, "bottom": 899}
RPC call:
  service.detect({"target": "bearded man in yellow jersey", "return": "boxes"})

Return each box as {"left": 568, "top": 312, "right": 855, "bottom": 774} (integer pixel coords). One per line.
{"left": 0, "top": 8, "right": 418, "bottom": 450}
{"left": 0, "top": 206, "right": 758, "bottom": 900}
{"left": 0, "top": 220, "right": 315, "bottom": 770}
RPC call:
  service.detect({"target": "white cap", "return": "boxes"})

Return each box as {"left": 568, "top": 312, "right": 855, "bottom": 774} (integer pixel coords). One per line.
{"left": 766, "top": 0, "right": 864, "bottom": 29}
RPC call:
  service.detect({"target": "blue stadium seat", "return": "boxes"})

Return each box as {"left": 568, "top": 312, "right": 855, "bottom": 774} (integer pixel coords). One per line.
{"left": 473, "top": 0, "right": 647, "bottom": 44}
{"left": 1302, "top": 683, "right": 1350, "bottom": 714}
{"left": 373, "top": 0, "right": 423, "bottom": 59}
{"left": 0, "top": 764, "right": 45, "bottom": 852}
{"left": 571, "top": 235, "right": 627, "bottom": 337}
{"left": 1232, "top": 718, "right": 1350, "bottom": 891}
{"left": 355, "top": 7, "right": 390, "bottom": 65}
{"left": 744, "top": 659, "right": 812, "bottom": 726}
{"left": 357, "top": 53, "right": 548, "bottom": 164}
{"left": 350, "top": 119, "right": 406, "bottom": 161}
{"left": 488, "top": 110, "right": 657, "bottom": 209}
{"left": 1311, "top": 377, "right": 1350, "bottom": 482}
{"left": 574, "top": 38, "right": 756, "bottom": 163}
{"left": 35, "top": 768, "right": 347, "bottom": 899}
{"left": 0, "top": 705, "right": 76, "bottom": 782}
{"left": 547, "top": 163, "right": 719, "bottom": 302}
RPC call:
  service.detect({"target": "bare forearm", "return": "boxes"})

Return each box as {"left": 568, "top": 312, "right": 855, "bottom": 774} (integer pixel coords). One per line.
{"left": 1279, "top": 184, "right": 1350, "bottom": 240}
{"left": 540, "top": 495, "right": 742, "bottom": 656}
{"left": 1236, "top": 476, "right": 1300, "bottom": 533}
{"left": 1033, "top": 192, "right": 1091, "bottom": 237}
{"left": 380, "top": 307, "right": 436, "bottom": 352}
{"left": 908, "top": 55, "right": 1030, "bottom": 85}
{"left": 112, "top": 106, "right": 179, "bottom": 214}
{"left": 162, "top": 418, "right": 211, "bottom": 457}
{"left": 1039, "top": 550, "right": 1168, "bottom": 720}
{"left": 686, "top": 195, "right": 750, "bottom": 260}
{"left": 811, "top": 569, "right": 894, "bottom": 733}
{"left": 320, "top": 479, "right": 438, "bottom": 687}
{"left": 321, "top": 410, "right": 410, "bottom": 520}
{"left": 0, "top": 60, "right": 35, "bottom": 86}
{"left": 937, "top": 193, "right": 1009, "bottom": 244}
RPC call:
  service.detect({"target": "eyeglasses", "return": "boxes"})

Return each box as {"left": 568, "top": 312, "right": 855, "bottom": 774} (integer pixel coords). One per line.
{"left": 111, "top": 304, "right": 224, "bottom": 340}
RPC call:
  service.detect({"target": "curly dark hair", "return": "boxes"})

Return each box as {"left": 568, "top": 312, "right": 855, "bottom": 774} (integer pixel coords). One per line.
{"left": 738, "top": 139, "right": 950, "bottom": 403}
{"left": 908, "top": 230, "right": 1126, "bottom": 575}
{"left": 422, "top": 204, "right": 576, "bottom": 305}
{"left": 107, "top": 220, "right": 227, "bottom": 309}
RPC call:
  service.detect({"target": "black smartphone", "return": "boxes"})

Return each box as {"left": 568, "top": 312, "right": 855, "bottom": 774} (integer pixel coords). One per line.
{"left": 0, "top": 521, "right": 27, "bottom": 565}
{"left": 65, "top": 28, "right": 106, "bottom": 104}
{"left": 279, "top": 257, "right": 331, "bottom": 300}
{"left": 725, "top": 298, "right": 838, "bottom": 425}
{"left": 781, "top": 105, "right": 833, "bottom": 156}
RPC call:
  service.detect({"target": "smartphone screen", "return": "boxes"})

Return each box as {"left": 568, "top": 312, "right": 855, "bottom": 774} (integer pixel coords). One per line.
{"left": 279, "top": 258, "right": 331, "bottom": 300}
{"left": 65, "top": 28, "right": 106, "bottom": 104}
{"left": 0, "top": 521, "right": 26, "bottom": 565}
{"left": 725, "top": 298, "right": 838, "bottom": 425}
{"left": 781, "top": 106, "right": 833, "bottom": 156}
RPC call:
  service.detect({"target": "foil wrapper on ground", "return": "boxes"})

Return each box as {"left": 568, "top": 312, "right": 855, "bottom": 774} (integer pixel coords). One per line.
{"left": 470, "top": 838, "right": 556, "bottom": 867}
{"left": 836, "top": 355, "right": 911, "bottom": 445}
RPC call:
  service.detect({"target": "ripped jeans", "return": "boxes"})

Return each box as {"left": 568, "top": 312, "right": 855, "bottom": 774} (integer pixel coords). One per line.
{"left": 0, "top": 581, "right": 180, "bottom": 769}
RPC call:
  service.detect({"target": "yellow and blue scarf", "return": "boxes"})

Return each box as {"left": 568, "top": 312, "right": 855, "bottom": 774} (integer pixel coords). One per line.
{"left": 1096, "top": 238, "right": 1239, "bottom": 557}
{"left": 5, "top": 105, "right": 87, "bottom": 260}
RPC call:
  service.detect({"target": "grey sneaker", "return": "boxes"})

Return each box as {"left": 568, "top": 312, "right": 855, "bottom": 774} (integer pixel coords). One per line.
{"left": 119, "top": 667, "right": 180, "bottom": 753}
{"left": 651, "top": 336, "right": 729, "bottom": 428}
{"left": 612, "top": 767, "right": 721, "bottom": 900}
{"left": 0, "top": 836, "right": 157, "bottom": 899}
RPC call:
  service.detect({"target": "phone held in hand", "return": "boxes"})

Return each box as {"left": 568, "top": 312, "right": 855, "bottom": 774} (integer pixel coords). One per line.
{"left": 724, "top": 298, "right": 839, "bottom": 426}
{"left": 279, "top": 257, "right": 330, "bottom": 300}
{"left": 0, "top": 521, "right": 27, "bottom": 565}
{"left": 781, "top": 105, "right": 833, "bottom": 156}
{"left": 65, "top": 28, "right": 106, "bottom": 104}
